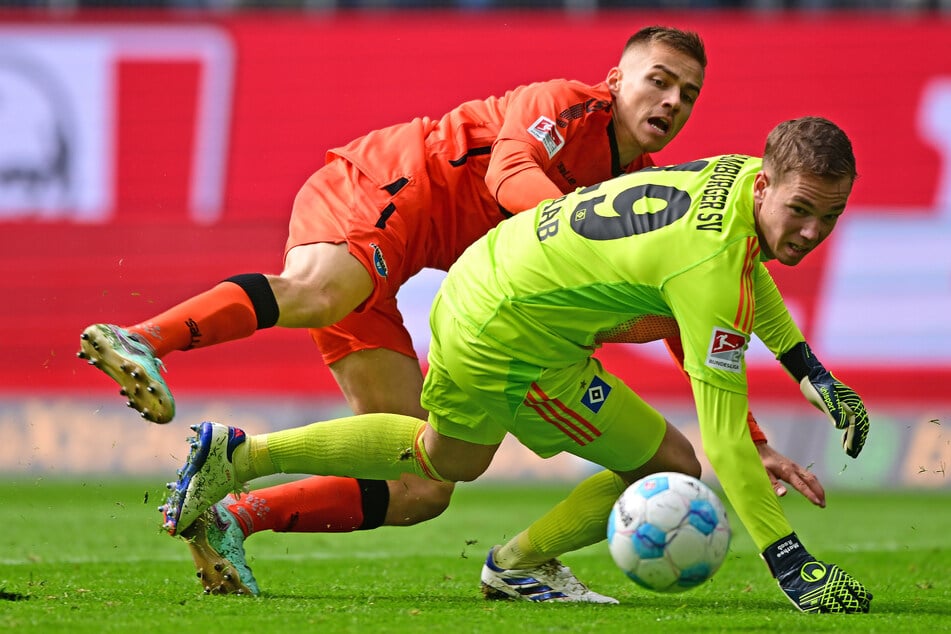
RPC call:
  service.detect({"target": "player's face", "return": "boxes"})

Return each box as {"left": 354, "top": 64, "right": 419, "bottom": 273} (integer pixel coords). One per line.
{"left": 753, "top": 170, "right": 852, "bottom": 266}
{"left": 607, "top": 43, "right": 704, "bottom": 161}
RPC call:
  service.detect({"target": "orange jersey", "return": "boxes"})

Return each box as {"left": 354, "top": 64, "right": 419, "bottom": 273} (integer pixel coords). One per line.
{"left": 325, "top": 79, "right": 653, "bottom": 275}
{"left": 291, "top": 79, "right": 655, "bottom": 370}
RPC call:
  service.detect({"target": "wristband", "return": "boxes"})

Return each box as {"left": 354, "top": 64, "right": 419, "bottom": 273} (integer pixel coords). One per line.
{"left": 761, "top": 532, "right": 810, "bottom": 578}
{"left": 778, "top": 342, "right": 813, "bottom": 383}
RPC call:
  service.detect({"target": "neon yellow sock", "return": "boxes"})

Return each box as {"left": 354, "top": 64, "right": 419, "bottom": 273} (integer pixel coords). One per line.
{"left": 494, "top": 470, "right": 626, "bottom": 568}
{"left": 231, "top": 413, "right": 442, "bottom": 483}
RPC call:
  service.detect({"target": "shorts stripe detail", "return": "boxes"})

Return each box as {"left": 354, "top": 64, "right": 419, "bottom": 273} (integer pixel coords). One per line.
{"left": 523, "top": 383, "right": 602, "bottom": 446}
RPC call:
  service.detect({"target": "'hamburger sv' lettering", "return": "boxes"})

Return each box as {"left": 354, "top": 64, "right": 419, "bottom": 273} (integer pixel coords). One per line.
{"left": 696, "top": 154, "right": 749, "bottom": 231}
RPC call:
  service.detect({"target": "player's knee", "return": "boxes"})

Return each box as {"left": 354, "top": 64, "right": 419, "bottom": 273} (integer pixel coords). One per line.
{"left": 411, "top": 480, "right": 455, "bottom": 521}
{"left": 387, "top": 479, "right": 455, "bottom": 526}
{"left": 681, "top": 453, "right": 702, "bottom": 479}
{"left": 671, "top": 436, "right": 702, "bottom": 478}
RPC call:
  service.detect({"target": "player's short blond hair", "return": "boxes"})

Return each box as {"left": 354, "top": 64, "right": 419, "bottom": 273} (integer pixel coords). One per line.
{"left": 623, "top": 26, "right": 707, "bottom": 71}
{"left": 764, "top": 116, "right": 857, "bottom": 183}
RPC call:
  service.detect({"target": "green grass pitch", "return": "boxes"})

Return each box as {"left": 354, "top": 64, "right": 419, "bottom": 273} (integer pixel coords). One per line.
{"left": 1, "top": 477, "right": 948, "bottom": 633}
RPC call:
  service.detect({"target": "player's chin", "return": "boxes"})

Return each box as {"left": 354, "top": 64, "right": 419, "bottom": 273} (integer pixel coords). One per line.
{"left": 776, "top": 245, "right": 811, "bottom": 266}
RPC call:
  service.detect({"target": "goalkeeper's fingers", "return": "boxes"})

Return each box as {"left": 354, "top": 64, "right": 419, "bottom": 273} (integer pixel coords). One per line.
{"left": 840, "top": 402, "right": 870, "bottom": 458}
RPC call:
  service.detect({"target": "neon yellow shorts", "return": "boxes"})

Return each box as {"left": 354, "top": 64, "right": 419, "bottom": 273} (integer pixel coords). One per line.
{"left": 421, "top": 295, "right": 666, "bottom": 473}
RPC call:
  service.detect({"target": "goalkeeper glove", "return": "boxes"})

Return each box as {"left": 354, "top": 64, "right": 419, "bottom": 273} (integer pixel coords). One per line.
{"left": 779, "top": 342, "right": 870, "bottom": 458}
{"left": 762, "top": 533, "right": 872, "bottom": 614}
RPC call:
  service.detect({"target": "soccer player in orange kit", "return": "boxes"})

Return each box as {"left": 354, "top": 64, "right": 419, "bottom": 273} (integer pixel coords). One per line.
{"left": 79, "top": 26, "right": 822, "bottom": 595}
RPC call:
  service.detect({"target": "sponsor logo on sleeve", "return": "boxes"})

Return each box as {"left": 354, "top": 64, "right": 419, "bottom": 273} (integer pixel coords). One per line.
{"left": 527, "top": 116, "right": 565, "bottom": 159}
{"left": 370, "top": 242, "right": 388, "bottom": 277}
{"left": 705, "top": 327, "right": 746, "bottom": 373}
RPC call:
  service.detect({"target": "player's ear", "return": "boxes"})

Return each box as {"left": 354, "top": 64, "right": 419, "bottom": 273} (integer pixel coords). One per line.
{"left": 606, "top": 67, "right": 622, "bottom": 93}
{"left": 753, "top": 171, "right": 769, "bottom": 204}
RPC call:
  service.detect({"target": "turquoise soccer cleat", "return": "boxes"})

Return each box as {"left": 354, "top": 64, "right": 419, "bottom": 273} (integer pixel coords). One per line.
{"left": 181, "top": 501, "right": 260, "bottom": 596}
{"left": 77, "top": 323, "right": 175, "bottom": 423}
{"left": 161, "top": 421, "right": 246, "bottom": 536}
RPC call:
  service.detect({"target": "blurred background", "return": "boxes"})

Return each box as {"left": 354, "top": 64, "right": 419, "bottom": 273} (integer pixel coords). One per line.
{"left": 0, "top": 2, "right": 948, "bottom": 492}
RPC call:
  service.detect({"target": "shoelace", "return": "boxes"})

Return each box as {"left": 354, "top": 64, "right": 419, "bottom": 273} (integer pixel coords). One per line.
{"left": 540, "top": 561, "right": 591, "bottom": 595}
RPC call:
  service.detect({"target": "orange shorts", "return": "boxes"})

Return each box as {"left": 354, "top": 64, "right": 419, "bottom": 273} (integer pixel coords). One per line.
{"left": 287, "top": 159, "right": 428, "bottom": 366}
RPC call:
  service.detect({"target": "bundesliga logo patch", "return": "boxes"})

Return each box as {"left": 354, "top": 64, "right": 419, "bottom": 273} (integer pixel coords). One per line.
{"left": 705, "top": 327, "right": 746, "bottom": 373}
{"left": 527, "top": 116, "right": 565, "bottom": 159}
{"left": 581, "top": 375, "right": 611, "bottom": 413}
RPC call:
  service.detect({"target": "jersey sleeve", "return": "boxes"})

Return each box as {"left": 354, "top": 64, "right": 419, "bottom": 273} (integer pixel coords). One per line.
{"left": 486, "top": 81, "right": 595, "bottom": 215}
{"left": 690, "top": 377, "right": 793, "bottom": 550}
{"left": 752, "top": 263, "right": 805, "bottom": 361}
{"left": 662, "top": 237, "right": 760, "bottom": 395}
{"left": 664, "top": 335, "right": 767, "bottom": 444}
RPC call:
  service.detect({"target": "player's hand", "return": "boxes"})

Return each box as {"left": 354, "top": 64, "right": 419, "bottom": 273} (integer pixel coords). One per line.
{"left": 799, "top": 370, "right": 870, "bottom": 458}
{"left": 762, "top": 533, "right": 872, "bottom": 614}
{"left": 780, "top": 342, "right": 870, "bottom": 458}
{"left": 756, "top": 443, "right": 825, "bottom": 507}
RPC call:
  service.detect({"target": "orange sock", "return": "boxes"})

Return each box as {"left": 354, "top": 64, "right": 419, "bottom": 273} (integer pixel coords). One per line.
{"left": 128, "top": 281, "right": 259, "bottom": 357}
{"left": 225, "top": 476, "right": 390, "bottom": 535}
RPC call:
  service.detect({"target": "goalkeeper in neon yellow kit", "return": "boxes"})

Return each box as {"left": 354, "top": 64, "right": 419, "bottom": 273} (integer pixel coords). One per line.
{"left": 161, "top": 116, "right": 871, "bottom": 612}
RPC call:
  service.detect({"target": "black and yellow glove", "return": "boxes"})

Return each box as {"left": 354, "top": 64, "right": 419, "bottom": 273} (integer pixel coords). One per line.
{"left": 762, "top": 533, "right": 872, "bottom": 614}
{"left": 780, "top": 342, "right": 870, "bottom": 458}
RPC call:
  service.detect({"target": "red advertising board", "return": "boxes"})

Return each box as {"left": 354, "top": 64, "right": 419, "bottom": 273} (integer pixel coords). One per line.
{"left": 2, "top": 11, "right": 950, "bottom": 407}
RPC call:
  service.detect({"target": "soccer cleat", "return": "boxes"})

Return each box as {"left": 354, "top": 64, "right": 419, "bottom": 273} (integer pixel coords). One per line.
{"left": 77, "top": 324, "right": 174, "bottom": 424}
{"left": 161, "top": 421, "right": 246, "bottom": 536}
{"left": 180, "top": 500, "right": 260, "bottom": 596}
{"left": 480, "top": 546, "right": 619, "bottom": 604}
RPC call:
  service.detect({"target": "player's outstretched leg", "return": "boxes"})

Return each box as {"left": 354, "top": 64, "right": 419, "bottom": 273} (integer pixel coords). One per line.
{"left": 162, "top": 421, "right": 246, "bottom": 536}
{"left": 480, "top": 546, "right": 618, "bottom": 604}
{"left": 77, "top": 324, "right": 175, "bottom": 423}
{"left": 180, "top": 500, "right": 260, "bottom": 596}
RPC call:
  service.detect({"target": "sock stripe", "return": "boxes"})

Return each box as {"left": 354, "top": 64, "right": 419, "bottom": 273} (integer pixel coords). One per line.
{"left": 223, "top": 273, "right": 279, "bottom": 329}
{"left": 412, "top": 425, "right": 446, "bottom": 482}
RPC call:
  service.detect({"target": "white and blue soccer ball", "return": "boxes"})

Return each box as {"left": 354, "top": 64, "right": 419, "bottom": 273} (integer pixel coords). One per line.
{"left": 607, "top": 472, "right": 731, "bottom": 593}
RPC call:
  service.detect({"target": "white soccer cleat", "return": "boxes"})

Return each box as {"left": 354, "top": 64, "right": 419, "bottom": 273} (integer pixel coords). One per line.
{"left": 480, "top": 546, "right": 619, "bottom": 604}
{"left": 161, "top": 421, "right": 246, "bottom": 536}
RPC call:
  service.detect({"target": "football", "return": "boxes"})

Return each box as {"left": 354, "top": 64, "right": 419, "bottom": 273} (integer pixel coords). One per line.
{"left": 606, "top": 472, "right": 731, "bottom": 593}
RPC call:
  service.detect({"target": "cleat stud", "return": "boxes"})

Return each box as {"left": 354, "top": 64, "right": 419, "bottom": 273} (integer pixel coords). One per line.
{"left": 203, "top": 588, "right": 211, "bottom": 595}
{"left": 80, "top": 333, "right": 89, "bottom": 340}
{"left": 214, "top": 563, "right": 223, "bottom": 572}
{"left": 119, "top": 389, "right": 127, "bottom": 396}
{"left": 91, "top": 342, "right": 100, "bottom": 350}
{"left": 126, "top": 401, "right": 134, "bottom": 408}
{"left": 223, "top": 573, "right": 232, "bottom": 581}
{"left": 147, "top": 386, "right": 155, "bottom": 393}
{"left": 88, "top": 360, "right": 97, "bottom": 366}
{"left": 76, "top": 351, "right": 87, "bottom": 359}
{"left": 190, "top": 424, "right": 200, "bottom": 432}
{"left": 196, "top": 571, "right": 203, "bottom": 579}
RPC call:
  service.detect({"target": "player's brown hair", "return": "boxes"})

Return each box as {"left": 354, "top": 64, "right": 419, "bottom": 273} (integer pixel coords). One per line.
{"left": 763, "top": 116, "right": 857, "bottom": 182}
{"left": 623, "top": 26, "right": 707, "bottom": 70}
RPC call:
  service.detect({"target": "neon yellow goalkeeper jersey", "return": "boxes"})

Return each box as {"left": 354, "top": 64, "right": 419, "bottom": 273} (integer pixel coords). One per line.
{"left": 442, "top": 154, "right": 802, "bottom": 393}
{"left": 439, "top": 154, "right": 805, "bottom": 548}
